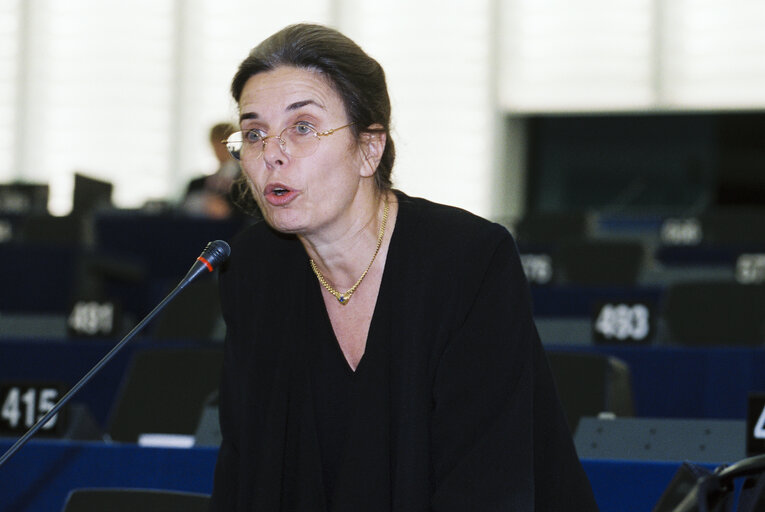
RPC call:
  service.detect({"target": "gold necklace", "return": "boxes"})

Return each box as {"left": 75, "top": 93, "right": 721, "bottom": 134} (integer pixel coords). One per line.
{"left": 310, "top": 197, "right": 389, "bottom": 305}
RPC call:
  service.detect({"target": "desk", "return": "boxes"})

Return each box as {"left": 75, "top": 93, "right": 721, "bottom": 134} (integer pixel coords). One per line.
{"left": 0, "top": 213, "right": 248, "bottom": 317}
{"left": 0, "top": 339, "right": 219, "bottom": 430}
{"left": 0, "top": 440, "right": 217, "bottom": 512}
{"left": 1, "top": 340, "right": 761, "bottom": 430}
{"left": 548, "top": 344, "right": 765, "bottom": 420}
{"left": 0, "top": 439, "right": 705, "bottom": 512}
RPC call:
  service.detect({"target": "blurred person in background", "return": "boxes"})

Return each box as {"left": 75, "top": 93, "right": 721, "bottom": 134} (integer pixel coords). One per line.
{"left": 183, "top": 122, "right": 240, "bottom": 219}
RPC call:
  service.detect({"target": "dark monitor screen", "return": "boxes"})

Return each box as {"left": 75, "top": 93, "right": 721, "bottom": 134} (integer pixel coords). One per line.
{"left": 0, "top": 183, "right": 49, "bottom": 214}
{"left": 72, "top": 173, "right": 113, "bottom": 214}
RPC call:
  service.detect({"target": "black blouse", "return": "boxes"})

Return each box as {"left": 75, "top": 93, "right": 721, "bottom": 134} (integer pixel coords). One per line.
{"left": 210, "top": 191, "right": 599, "bottom": 511}
{"left": 309, "top": 277, "right": 389, "bottom": 509}
{"left": 310, "top": 300, "right": 360, "bottom": 504}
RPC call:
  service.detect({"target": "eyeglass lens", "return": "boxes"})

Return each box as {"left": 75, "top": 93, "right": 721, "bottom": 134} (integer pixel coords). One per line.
{"left": 225, "top": 125, "right": 320, "bottom": 160}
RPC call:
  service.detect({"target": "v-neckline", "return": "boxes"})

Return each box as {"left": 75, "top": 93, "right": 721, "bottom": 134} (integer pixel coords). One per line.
{"left": 308, "top": 193, "right": 403, "bottom": 375}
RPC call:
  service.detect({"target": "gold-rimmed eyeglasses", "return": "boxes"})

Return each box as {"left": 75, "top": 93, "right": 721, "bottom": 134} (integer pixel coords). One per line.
{"left": 223, "top": 122, "right": 354, "bottom": 161}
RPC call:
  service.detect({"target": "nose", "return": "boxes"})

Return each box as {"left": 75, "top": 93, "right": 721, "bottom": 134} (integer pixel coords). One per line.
{"left": 262, "top": 135, "right": 288, "bottom": 167}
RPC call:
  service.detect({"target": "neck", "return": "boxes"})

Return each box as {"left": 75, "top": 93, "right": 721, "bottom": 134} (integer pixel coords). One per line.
{"left": 300, "top": 191, "right": 389, "bottom": 291}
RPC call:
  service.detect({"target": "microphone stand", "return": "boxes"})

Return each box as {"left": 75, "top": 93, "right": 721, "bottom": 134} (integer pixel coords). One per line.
{"left": 0, "top": 240, "right": 230, "bottom": 469}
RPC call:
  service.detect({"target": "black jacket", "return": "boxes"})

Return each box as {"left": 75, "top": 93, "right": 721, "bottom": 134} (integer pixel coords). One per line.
{"left": 210, "top": 191, "right": 598, "bottom": 511}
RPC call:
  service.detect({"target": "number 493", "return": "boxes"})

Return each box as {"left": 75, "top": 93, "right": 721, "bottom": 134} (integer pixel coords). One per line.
{"left": 593, "top": 303, "right": 653, "bottom": 343}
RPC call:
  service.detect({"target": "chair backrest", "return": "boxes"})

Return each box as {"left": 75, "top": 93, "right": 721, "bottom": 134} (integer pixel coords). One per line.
{"left": 700, "top": 208, "right": 765, "bottom": 246}
{"left": 62, "top": 488, "right": 209, "bottom": 512}
{"left": 151, "top": 278, "right": 223, "bottom": 341}
{"left": 18, "top": 214, "right": 84, "bottom": 248}
{"left": 554, "top": 239, "right": 645, "bottom": 286}
{"left": 0, "top": 244, "right": 77, "bottom": 313}
{"left": 107, "top": 347, "right": 223, "bottom": 443}
{"left": 546, "top": 351, "right": 635, "bottom": 432}
{"left": 514, "top": 211, "right": 591, "bottom": 246}
{"left": 664, "top": 281, "right": 765, "bottom": 346}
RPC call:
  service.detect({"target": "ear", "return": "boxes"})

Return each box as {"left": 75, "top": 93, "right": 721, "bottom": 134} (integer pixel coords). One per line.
{"left": 358, "top": 124, "right": 387, "bottom": 178}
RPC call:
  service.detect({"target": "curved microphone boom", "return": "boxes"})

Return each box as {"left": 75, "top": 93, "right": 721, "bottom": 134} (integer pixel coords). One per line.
{"left": 0, "top": 240, "right": 231, "bottom": 468}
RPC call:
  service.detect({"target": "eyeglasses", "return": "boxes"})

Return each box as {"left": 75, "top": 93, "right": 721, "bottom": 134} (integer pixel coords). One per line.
{"left": 224, "top": 122, "right": 354, "bottom": 161}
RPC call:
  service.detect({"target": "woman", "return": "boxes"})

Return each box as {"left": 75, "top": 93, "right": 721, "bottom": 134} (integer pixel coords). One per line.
{"left": 210, "top": 23, "right": 598, "bottom": 511}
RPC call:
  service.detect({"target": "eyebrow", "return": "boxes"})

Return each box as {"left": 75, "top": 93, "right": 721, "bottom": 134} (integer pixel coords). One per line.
{"left": 287, "top": 99, "right": 325, "bottom": 111}
{"left": 239, "top": 99, "right": 325, "bottom": 123}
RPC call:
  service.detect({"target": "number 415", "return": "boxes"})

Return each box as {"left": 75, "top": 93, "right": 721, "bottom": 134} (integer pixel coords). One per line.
{"left": 1, "top": 387, "right": 58, "bottom": 430}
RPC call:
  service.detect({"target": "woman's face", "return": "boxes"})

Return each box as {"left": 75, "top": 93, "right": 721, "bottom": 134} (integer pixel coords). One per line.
{"left": 238, "top": 66, "right": 370, "bottom": 236}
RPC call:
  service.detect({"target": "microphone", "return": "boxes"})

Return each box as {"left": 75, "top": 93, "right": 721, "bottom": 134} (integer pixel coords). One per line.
{"left": 179, "top": 239, "right": 232, "bottom": 290}
{"left": 0, "top": 240, "right": 231, "bottom": 468}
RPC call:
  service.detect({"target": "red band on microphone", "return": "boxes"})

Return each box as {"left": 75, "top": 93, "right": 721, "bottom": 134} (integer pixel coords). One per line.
{"left": 197, "top": 256, "right": 214, "bottom": 272}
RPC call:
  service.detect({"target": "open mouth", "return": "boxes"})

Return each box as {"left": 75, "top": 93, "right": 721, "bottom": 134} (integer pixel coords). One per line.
{"left": 265, "top": 183, "right": 292, "bottom": 196}
{"left": 264, "top": 183, "right": 296, "bottom": 205}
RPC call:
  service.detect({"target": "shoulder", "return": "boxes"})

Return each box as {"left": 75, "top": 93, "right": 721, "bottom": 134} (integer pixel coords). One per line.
{"left": 394, "top": 191, "right": 514, "bottom": 260}
{"left": 390, "top": 191, "right": 524, "bottom": 315}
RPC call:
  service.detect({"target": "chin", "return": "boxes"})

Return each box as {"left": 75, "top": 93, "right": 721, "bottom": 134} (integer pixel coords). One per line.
{"left": 263, "top": 211, "right": 307, "bottom": 235}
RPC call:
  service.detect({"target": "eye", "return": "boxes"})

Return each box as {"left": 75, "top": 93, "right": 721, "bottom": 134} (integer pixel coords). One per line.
{"left": 292, "top": 122, "right": 316, "bottom": 136}
{"left": 244, "top": 129, "right": 265, "bottom": 143}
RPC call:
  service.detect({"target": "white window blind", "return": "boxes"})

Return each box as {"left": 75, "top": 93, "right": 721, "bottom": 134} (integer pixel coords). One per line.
{"left": 20, "top": 0, "right": 176, "bottom": 214}
{"left": 3, "top": 1, "right": 764, "bottom": 214}
{"left": 341, "top": 0, "right": 495, "bottom": 217}
{"left": 0, "top": 0, "right": 20, "bottom": 180}
{"left": 662, "top": 0, "right": 765, "bottom": 109}
{"left": 499, "top": 0, "right": 655, "bottom": 113}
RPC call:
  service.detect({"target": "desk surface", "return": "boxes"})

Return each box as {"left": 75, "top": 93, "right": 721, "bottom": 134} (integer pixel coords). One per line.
{"left": 0, "top": 439, "right": 716, "bottom": 512}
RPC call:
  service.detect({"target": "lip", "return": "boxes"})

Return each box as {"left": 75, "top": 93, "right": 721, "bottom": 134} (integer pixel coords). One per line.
{"left": 264, "top": 182, "right": 299, "bottom": 206}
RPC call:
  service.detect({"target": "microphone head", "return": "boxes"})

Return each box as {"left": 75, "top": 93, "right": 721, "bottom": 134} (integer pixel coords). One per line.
{"left": 199, "top": 240, "right": 231, "bottom": 270}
